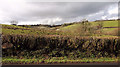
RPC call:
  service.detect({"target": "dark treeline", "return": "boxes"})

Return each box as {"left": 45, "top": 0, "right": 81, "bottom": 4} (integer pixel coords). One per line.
{"left": 18, "top": 23, "right": 75, "bottom": 28}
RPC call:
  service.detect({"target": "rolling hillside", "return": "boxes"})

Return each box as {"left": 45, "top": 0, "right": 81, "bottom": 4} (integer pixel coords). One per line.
{"left": 58, "top": 20, "right": 119, "bottom": 36}
{"left": 1, "top": 19, "right": 119, "bottom": 36}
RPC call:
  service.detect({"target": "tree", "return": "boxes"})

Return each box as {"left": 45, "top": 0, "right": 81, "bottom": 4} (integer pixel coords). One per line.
{"left": 81, "top": 19, "right": 88, "bottom": 23}
{"left": 81, "top": 19, "right": 94, "bottom": 36}
{"left": 10, "top": 20, "right": 18, "bottom": 25}
{"left": 98, "top": 22, "right": 103, "bottom": 35}
{"left": 98, "top": 22, "right": 103, "bottom": 29}
{"left": 81, "top": 19, "right": 91, "bottom": 32}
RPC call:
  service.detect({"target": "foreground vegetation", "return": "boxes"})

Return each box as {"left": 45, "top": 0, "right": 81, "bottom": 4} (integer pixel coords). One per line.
{"left": 2, "top": 35, "right": 120, "bottom": 64}
{"left": 1, "top": 19, "right": 120, "bottom": 64}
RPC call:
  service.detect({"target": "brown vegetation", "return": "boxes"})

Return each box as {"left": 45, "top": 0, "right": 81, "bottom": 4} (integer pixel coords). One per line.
{"left": 2, "top": 43, "right": 13, "bottom": 49}
{"left": 2, "top": 34, "right": 120, "bottom": 58}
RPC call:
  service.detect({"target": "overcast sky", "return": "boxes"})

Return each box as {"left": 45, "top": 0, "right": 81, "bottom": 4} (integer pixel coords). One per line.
{"left": 0, "top": 0, "right": 118, "bottom": 25}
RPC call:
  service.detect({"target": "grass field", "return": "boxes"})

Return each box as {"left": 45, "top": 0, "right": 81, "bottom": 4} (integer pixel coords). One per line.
{"left": 2, "top": 57, "right": 119, "bottom": 64}
{"left": 58, "top": 20, "right": 118, "bottom": 36}
{"left": 59, "top": 20, "right": 118, "bottom": 30}
{"left": 1, "top": 20, "right": 119, "bottom": 36}
{"left": 1, "top": 24, "right": 65, "bottom": 36}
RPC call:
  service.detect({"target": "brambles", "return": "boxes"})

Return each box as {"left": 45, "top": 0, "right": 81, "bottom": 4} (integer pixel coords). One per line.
{"left": 2, "top": 43, "right": 13, "bottom": 49}
{"left": 2, "top": 34, "right": 120, "bottom": 58}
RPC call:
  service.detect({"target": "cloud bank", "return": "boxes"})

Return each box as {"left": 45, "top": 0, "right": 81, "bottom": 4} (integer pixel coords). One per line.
{"left": 0, "top": 0, "right": 118, "bottom": 25}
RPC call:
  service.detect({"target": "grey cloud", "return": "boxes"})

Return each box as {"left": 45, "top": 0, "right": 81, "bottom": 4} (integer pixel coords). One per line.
{"left": 0, "top": 1, "right": 118, "bottom": 25}
{"left": 25, "top": 2, "right": 114, "bottom": 18}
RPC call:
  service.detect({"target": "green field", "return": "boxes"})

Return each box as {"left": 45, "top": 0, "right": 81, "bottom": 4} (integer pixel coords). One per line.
{"left": 59, "top": 20, "right": 118, "bottom": 30}
{"left": 58, "top": 20, "right": 118, "bottom": 36}
{"left": 3, "top": 57, "right": 119, "bottom": 64}
{"left": 1, "top": 20, "right": 119, "bottom": 36}
{"left": 1, "top": 24, "right": 65, "bottom": 36}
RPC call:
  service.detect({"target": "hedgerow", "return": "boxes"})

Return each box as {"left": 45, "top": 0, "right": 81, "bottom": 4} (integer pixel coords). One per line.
{"left": 2, "top": 34, "right": 120, "bottom": 58}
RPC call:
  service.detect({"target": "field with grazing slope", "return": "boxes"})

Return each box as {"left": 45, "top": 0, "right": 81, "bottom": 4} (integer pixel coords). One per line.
{"left": 58, "top": 20, "right": 119, "bottom": 36}
{"left": 1, "top": 24, "right": 65, "bottom": 36}
{"left": 1, "top": 19, "right": 120, "bottom": 64}
{"left": 1, "top": 20, "right": 119, "bottom": 36}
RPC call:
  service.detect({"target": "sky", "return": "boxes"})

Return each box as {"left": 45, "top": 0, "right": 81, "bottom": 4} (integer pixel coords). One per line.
{"left": 0, "top": 0, "right": 118, "bottom": 25}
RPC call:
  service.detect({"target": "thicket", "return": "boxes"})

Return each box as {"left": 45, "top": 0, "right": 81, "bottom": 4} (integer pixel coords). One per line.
{"left": 2, "top": 35, "right": 120, "bottom": 58}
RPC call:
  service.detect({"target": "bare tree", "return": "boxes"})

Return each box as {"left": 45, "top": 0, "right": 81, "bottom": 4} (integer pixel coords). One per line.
{"left": 98, "top": 22, "right": 103, "bottom": 35}
{"left": 80, "top": 19, "right": 95, "bottom": 36}
{"left": 81, "top": 19, "right": 88, "bottom": 23}
{"left": 10, "top": 20, "right": 18, "bottom": 25}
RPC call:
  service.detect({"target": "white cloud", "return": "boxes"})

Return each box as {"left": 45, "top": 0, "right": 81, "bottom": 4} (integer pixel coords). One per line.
{"left": 108, "top": 6, "right": 118, "bottom": 15}
{"left": 108, "top": 17, "right": 118, "bottom": 20}
{"left": 102, "top": 16, "right": 107, "bottom": 20}
{"left": 41, "top": 17, "right": 62, "bottom": 25}
{"left": 18, "top": 17, "right": 62, "bottom": 25}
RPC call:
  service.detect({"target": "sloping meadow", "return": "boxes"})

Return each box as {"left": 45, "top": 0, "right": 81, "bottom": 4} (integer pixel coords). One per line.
{"left": 2, "top": 34, "right": 120, "bottom": 58}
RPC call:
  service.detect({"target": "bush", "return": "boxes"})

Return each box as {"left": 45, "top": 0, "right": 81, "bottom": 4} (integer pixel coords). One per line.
{"left": 2, "top": 34, "right": 120, "bottom": 58}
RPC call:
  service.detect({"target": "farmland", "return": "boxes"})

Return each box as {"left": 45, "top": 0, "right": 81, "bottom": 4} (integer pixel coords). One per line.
{"left": 1, "top": 19, "right": 120, "bottom": 64}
